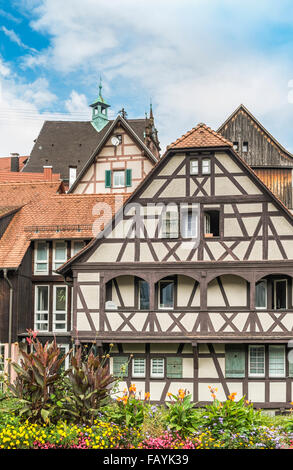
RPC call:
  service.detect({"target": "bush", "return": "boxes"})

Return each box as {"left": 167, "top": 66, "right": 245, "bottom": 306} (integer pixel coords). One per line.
{"left": 103, "top": 384, "right": 150, "bottom": 427}
{"left": 165, "top": 389, "right": 201, "bottom": 437}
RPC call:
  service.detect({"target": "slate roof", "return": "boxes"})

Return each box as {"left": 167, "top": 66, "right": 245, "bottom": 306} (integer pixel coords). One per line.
{"left": 23, "top": 118, "right": 153, "bottom": 181}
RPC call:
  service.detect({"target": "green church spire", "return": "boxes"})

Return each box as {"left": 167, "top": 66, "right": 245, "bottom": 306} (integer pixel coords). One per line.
{"left": 90, "top": 78, "right": 110, "bottom": 132}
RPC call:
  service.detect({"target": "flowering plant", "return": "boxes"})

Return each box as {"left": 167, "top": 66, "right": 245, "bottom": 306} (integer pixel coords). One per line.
{"left": 104, "top": 384, "right": 150, "bottom": 427}
{"left": 166, "top": 389, "right": 200, "bottom": 437}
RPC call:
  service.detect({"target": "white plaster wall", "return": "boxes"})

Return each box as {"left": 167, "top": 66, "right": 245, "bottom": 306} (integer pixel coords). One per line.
{"left": 248, "top": 382, "right": 265, "bottom": 403}
{"left": 269, "top": 382, "right": 286, "bottom": 402}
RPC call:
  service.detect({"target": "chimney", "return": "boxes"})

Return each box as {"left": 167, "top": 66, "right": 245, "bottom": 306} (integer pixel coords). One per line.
{"left": 43, "top": 165, "right": 53, "bottom": 181}
{"left": 10, "top": 153, "right": 20, "bottom": 172}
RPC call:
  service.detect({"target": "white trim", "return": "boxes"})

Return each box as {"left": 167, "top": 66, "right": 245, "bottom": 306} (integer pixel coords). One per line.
{"left": 202, "top": 157, "right": 211, "bottom": 175}
{"left": 150, "top": 358, "right": 164, "bottom": 378}
{"left": 132, "top": 358, "right": 146, "bottom": 378}
{"left": 34, "top": 241, "right": 49, "bottom": 275}
{"left": 53, "top": 240, "right": 67, "bottom": 273}
{"left": 248, "top": 345, "right": 265, "bottom": 377}
{"left": 190, "top": 159, "right": 199, "bottom": 175}
{"left": 112, "top": 170, "right": 125, "bottom": 188}
{"left": 53, "top": 285, "right": 67, "bottom": 332}
{"left": 35, "top": 285, "right": 49, "bottom": 332}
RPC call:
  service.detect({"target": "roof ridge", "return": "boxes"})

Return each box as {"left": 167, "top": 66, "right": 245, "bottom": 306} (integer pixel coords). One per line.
{"left": 167, "top": 122, "right": 232, "bottom": 150}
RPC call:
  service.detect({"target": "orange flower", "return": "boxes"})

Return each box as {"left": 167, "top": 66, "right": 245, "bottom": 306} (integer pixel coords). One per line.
{"left": 129, "top": 384, "right": 136, "bottom": 393}
{"left": 167, "top": 392, "right": 172, "bottom": 397}
{"left": 178, "top": 389, "right": 185, "bottom": 399}
{"left": 228, "top": 392, "right": 237, "bottom": 401}
{"left": 145, "top": 392, "right": 150, "bottom": 400}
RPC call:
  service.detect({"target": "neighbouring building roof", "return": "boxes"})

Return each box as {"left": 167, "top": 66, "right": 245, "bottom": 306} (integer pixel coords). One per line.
{"left": 23, "top": 118, "right": 158, "bottom": 182}
{"left": 0, "top": 190, "right": 129, "bottom": 269}
{"left": 167, "top": 123, "right": 233, "bottom": 150}
{"left": 0, "top": 170, "right": 61, "bottom": 183}
{"left": 0, "top": 156, "right": 28, "bottom": 171}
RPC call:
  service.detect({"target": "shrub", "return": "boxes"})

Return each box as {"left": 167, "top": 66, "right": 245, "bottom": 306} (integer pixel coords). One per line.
{"left": 104, "top": 384, "right": 150, "bottom": 427}
{"left": 165, "top": 389, "right": 201, "bottom": 437}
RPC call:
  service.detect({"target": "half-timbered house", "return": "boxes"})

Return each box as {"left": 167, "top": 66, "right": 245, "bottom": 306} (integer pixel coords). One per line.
{"left": 218, "top": 104, "right": 293, "bottom": 209}
{"left": 58, "top": 123, "right": 293, "bottom": 409}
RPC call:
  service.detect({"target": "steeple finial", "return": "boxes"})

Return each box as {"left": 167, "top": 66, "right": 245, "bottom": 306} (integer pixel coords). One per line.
{"left": 150, "top": 98, "right": 153, "bottom": 120}
{"left": 99, "top": 76, "right": 102, "bottom": 97}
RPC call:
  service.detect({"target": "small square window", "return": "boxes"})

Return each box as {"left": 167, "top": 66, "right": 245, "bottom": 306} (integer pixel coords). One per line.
{"left": 233, "top": 142, "right": 239, "bottom": 151}
{"left": 204, "top": 210, "right": 220, "bottom": 237}
{"left": 132, "top": 358, "right": 146, "bottom": 378}
{"left": 202, "top": 158, "right": 211, "bottom": 175}
{"left": 151, "top": 358, "right": 164, "bottom": 378}
{"left": 190, "top": 159, "right": 198, "bottom": 175}
{"left": 113, "top": 170, "right": 125, "bottom": 188}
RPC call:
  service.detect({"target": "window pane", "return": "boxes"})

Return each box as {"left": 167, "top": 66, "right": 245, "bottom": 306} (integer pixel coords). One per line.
{"left": 72, "top": 241, "right": 85, "bottom": 256}
{"left": 269, "top": 345, "right": 285, "bottom": 377}
{"left": 159, "top": 281, "right": 174, "bottom": 309}
{"left": 162, "top": 211, "right": 178, "bottom": 238}
{"left": 113, "top": 171, "right": 125, "bottom": 187}
{"left": 36, "top": 263, "right": 48, "bottom": 272}
{"left": 37, "top": 242, "right": 47, "bottom": 261}
{"left": 202, "top": 158, "right": 211, "bottom": 174}
{"left": 233, "top": 142, "right": 239, "bottom": 151}
{"left": 37, "top": 286, "right": 48, "bottom": 311}
{"left": 182, "top": 210, "right": 197, "bottom": 238}
{"left": 190, "top": 160, "right": 198, "bottom": 175}
{"left": 133, "top": 358, "right": 146, "bottom": 377}
{"left": 55, "top": 287, "right": 66, "bottom": 311}
{"left": 255, "top": 281, "right": 267, "bottom": 309}
{"left": 151, "top": 358, "right": 164, "bottom": 377}
{"left": 274, "top": 280, "right": 287, "bottom": 309}
{"left": 139, "top": 281, "right": 150, "bottom": 310}
{"left": 249, "top": 346, "right": 265, "bottom": 376}
{"left": 55, "top": 242, "right": 66, "bottom": 261}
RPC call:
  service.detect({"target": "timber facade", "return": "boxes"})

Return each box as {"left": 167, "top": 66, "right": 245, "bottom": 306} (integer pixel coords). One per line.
{"left": 59, "top": 124, "right": 293, "bottom": 409}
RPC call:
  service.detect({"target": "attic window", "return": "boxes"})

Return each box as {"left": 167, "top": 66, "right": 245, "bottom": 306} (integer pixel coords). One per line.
{"left": 204, "top": 210, "right": 220, "bottom": 237}
{"left": 242, "top": 142, "right": 248, "bottom": 152}
{"left": 233, "top": 142, "right": 239, "bottom": 151}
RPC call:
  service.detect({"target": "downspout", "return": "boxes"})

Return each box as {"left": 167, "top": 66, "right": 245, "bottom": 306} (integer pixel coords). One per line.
{"left": 3, "top": 269, "right": 13, "bottom": 383}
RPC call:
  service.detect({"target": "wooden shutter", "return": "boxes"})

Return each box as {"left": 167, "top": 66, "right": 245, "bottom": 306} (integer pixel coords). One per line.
{"left": 125, "top": 169, "right": 132, "bottom": 187}
{"left": 167, "top": 357, "right": 182, "bottom": 378}
{"left": 113, "top": 356, "right": 128, "bottom": 377}
{"left": 105, "top": 170, "right": 112, "bottom": 188}
{"left": 225, "top": 345, "right": 245, "bottom": 378}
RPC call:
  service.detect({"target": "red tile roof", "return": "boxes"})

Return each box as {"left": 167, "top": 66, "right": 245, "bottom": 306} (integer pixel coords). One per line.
{"left": 0, "top": 191, "right": 129, "bottom": 268}
{"left": 0, "top": 156, "right": 28, "bottom": 171}
{"left": 167, "top": 123, "right": 233, "bottom": 150}
{"left": 0, "top": 171, "right": 61, "bottom": 183}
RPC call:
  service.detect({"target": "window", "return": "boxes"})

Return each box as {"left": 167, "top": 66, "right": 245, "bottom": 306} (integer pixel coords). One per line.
{"left": 273, "top": 279, "right": 287, "bottom": 310}
{"left": 162, "top": 210, "right": 179, "bottom": 238}
{"left": 132, "top": 358, "right": 146, "bottom": 378}
{"left": 72, "top": 240, "right": 85, "bottom": 257}
{"left": 69, "top": 167, "right": 77, "bottom": 188}
{"left": 115, "top": 134, "right": 122, "bottom": 144}
{"left": 204, "top": 210, "right": 220, "bottom": 237}
{"left": 113, "top": 170, "right": 125, "bottom": 188}
{"left": 34, "top": 241, "right": 48, "bottom": 274}
{"left": 59, "top": 344, "right": 70, "bottom": 370}
{"left": 225, "top": 345, "right": 245, "bottom": 378}
{"left": 202, "top": 158, "right": 211, "bottom": 175}
{"left": 53, "top": 241, "right": 67, "bottom": 271}
{"left": 269, "top": 345, "right": 285, "bottom": 377}
{"left": 242, "top": 142, "right": 248, "bottom": 153}
{"left": 181, "top": 209, "right": 197, "bottom": 238}
{"left": 190, "top": 159, "right": 199, "bottom": 175}
{"left": 233, "top": 142, "right": 239, "bottom": 151}
{"left": 255, "top": 280, "right": 267, "bottom": 309}
{"left": 159, "top": 280, "right": 174, "bottom": 309}
{"left": 113, "top": 356, "right": 128, "bottom": 377}
{"left": 53, "top": 286, "right": 67, "bottom": 331}
{"left": 139, "top": 280, "right": 150, "bottom": 310}
{"left": 151, "top": 358, "right": 164, "bottom": 378}
{"left": 249, "top": 345, "right": 265, "bottom": 377}
{"left": 35, "top": 285, "right": 49, "bottom": 331}
{"left": 166, "top": 357, "right": 182, "bottom": 378}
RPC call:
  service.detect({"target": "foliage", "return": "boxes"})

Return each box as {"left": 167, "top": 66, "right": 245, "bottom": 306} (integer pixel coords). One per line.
{"left": 103, "top": 384, "right": 150, "bottom": 427}
{"left": 139, "top": 431, "right": 198, "bottom": 449}
{"left": 61, "top": 346, "right": 116, "bottom": 424}
{"left": 6, "top": 331, "right": 68, "bottom": 423}
{"left": 165, "top": 389, "right": 201, "bottom": 437}
{"left": 142, "top": 404, "right": 168, "bottom": 438}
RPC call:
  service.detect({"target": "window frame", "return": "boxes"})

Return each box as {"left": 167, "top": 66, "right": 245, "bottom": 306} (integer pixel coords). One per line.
{"left": 161, "top": 210, "right": 179, "bottom": 239}
{"left": 233, "top": 142, "right": 239, "bottom": 151}
{"left": 273, "top": 279, "right": 287, "bottom": 310}
{"left": 248, "top": 345, "right": 265, "bottom": 378}
{"left": 138, "top": 280, "right": 150, "bottom": 310}
{"left": 269, "top": 345, "right": 285, "bottom": 378}
{"left": 190, "top": 159, "right": 199, "bottom": 175}
{"left": 158, "top": 280, "right": 174, "bottom": 310}
{"left": 150, "top": 357, "right": 165, "bottom": 378}
{"left": 132, "top": 358, "right": 146, "bottom": 378}
{"left": 202, "top": 158, "right": 211, "bottom": 175}
{"left": 113, "top": 170, "right": 125, "bottom": 188}
{"left": 34, "top": 241, "right": 49, "bottom": 275}
{"left": 53, "top": 240, "right": 67, "bottom": 273}
{"left": 53, "top": 285, "right": 67, "bottom": 332}
{"left": 181, "top": 208, "right": 198, "bottom": 238}
{"left": 255, "top": 279, "right": 267, "bottom": 310}
{"left": 35, "top": 285, "right": 49, "bottom": 332}
{"left": 71, "top": 240, "right": 85, "bottom": 257}
{"left": 69, "top": 166, "right": 77, "bottom": 188}
{"left": 58, "top": 344, "right": 70, "bottom": 369}
{"left": 204, "top": 209, "right": 220, "bottom": 237}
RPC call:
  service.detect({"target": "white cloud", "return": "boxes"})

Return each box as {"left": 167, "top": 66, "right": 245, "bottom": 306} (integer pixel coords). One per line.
{"left": 1, "top": 26, "right": 37, "bottom": 52}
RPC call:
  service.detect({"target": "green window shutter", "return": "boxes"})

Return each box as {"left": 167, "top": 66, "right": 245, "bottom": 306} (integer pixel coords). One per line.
{"left": 125, "top": 169, "right": 132, "bottom": 187}
{"left": 166, "top": 357, "right": 182, "bottom": 378}
{"left": 225, "top": 345, "right": 245, "bottom": 378}
{"left": 105, "top": 170, "right": 112, "bottom": 188}
{"left": 113, "top": 356, "right": 128, "bottom": 377}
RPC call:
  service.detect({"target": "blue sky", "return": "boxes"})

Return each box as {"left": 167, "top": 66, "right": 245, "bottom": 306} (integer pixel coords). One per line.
{"left": 1, "top": 0, "right": 293, "bottom": 156}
